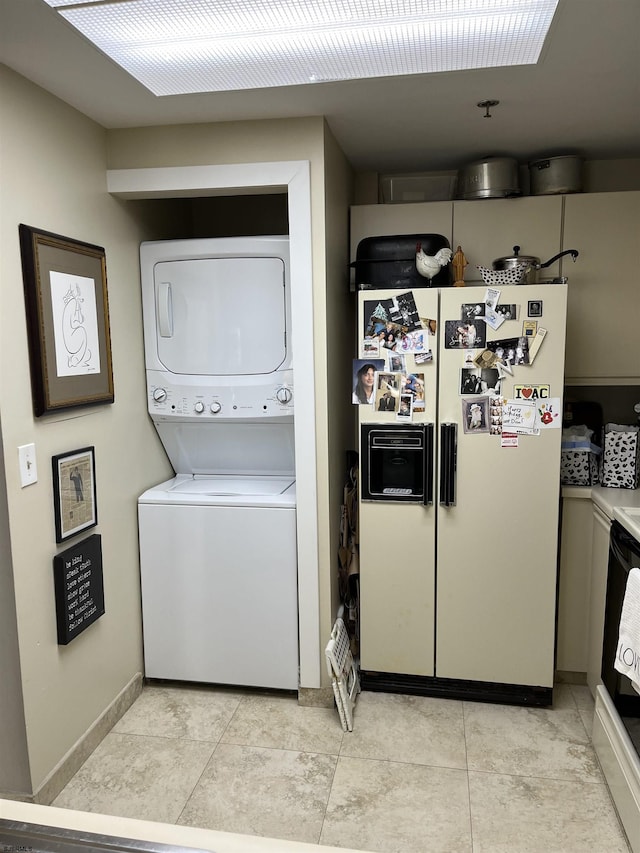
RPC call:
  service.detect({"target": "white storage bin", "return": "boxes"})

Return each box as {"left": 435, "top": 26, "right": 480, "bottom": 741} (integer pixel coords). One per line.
{"left": 379, "top": 172, "right": 456, "bottom": 204}
{"left": 561, "top": 449, "right": 600, "bottom": 486}
{"left": 601, "top": 424, "right": 640, "bottom": 489}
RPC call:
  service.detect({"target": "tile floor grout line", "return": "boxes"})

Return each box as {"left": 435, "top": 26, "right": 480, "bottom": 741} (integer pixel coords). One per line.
{"left": 462, "top": 700, "right": 475, "bottom": 853}
{"left": 315, "top": 750, "right": 341, "bottom": 847}
{"left": 465, "top": 766, "right": 609, "bottom": 786}
{"left": 216, "top": 692, "right": 246, "bottom": 742}
{"left": 172, "top": 739, "right": 218, "bottom": 827}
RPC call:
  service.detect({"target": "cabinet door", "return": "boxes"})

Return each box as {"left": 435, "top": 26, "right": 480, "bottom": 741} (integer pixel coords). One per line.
{"left": 350, "top": 202, "right": 453, "bottom": 263}
{"left": 587, "top": 504, "right": 612, "bottom": 696}
{"left": 556, "top": 496, "right": 593, "bottom": 673}
{"left": 563, "top": 191, "right": 640, "bottom": 382}
{"left": 452, "top": 196, "right": 563, "bottom": 283}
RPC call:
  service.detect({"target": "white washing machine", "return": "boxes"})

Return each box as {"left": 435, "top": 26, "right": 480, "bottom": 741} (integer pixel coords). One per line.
{"left": 138, "top": 236, "right": 299, "bottom": 689}
{"left": 138, "top": 475, "right": 298, "bottom": 689}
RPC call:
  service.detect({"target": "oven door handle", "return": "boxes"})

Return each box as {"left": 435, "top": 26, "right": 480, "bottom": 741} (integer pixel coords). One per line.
{"left": 439, "top": 422, "right": 457, "bottom": 507}
{"left": 423, "top": 422, "right": 434, "bottom": 506}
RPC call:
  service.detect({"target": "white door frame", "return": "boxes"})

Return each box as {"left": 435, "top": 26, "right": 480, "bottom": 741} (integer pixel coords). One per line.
{"left": 107, "top": 161, "right": 320, "bottom": 688}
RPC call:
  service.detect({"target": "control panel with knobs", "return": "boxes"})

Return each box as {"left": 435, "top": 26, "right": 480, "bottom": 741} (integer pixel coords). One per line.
{"left": 146, "top": 372, "right": 294, "bottom": 418}
{"left": 276, "top": 386, "right": 293, "bottom": 405}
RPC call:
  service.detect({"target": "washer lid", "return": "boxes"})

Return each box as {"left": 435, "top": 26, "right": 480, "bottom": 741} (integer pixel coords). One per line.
{"left": 168, "top": 475, "right": 295, "bottom": 496}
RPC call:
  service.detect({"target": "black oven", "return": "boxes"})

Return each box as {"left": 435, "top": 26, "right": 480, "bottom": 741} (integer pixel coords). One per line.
{"left": 601, "top": 520, "right": 640, "bottom": 747}
{"left": 361, "top": 424, "right": 434, "bottom": 503}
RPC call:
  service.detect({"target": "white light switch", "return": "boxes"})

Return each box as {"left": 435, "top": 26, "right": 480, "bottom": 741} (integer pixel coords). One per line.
{"left": 18, "top": 443, "right": 37, "bottom": 487}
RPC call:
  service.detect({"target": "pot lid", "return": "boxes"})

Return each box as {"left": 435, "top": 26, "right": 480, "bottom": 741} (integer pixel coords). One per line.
{"left": 495, "top": 245, "right": 539, "bottom": 264}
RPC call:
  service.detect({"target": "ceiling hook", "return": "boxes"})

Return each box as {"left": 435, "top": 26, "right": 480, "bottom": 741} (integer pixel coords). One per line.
{"left": 477, "top": 99, "right": 499, "bottom": 118}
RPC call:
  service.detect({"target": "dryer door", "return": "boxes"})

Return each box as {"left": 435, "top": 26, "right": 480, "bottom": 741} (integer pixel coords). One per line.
{"left": 154, "top": 256, "right": 287, "bottom": 376}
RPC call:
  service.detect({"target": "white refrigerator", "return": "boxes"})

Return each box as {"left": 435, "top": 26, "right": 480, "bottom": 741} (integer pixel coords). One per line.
{"left": 357, "top": 283, "right": 567, "bottom": 704}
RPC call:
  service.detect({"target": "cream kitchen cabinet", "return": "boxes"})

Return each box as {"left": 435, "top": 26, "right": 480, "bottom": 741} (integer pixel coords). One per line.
{"left": 557, "top": 492, "right": 593, "bottom": 675}
{"left": 587, "top": 502, "right": 612, "bottom": 696}
{"left": 350, "top": 196, "right": 565, "bottom": 286}
{"left": 563, "top": 191, "right": 640, "bottom": 383}
{"left": 350, "top": 201, "right": 453, "bottom": 267}
{"left": 452, "top": 196, "right": 564, "bottom": 283}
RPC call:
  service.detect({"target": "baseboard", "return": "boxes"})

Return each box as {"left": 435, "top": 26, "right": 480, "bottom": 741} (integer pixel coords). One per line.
{"left": 360, "top": 670, "right": 553, "bottom": 707}
{"left": 33, "top": 672, "right": 143, "bottom": 806}
{"left": 298, "top": 685, "right": 335, "bottom": 708}
{"left": 555, "top": 670, "right": 588, "bottom": 685}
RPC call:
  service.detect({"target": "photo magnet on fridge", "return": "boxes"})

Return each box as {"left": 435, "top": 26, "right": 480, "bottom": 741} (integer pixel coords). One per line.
{"left": 484, "top": 306, "right": 506, "bottom": 331}
{"left": 397, "top": 328, "right": 429, "bottom": 354}
{"left": 484, "top": 288, "right": 501, "bottom": 310}
{"left": 397, "top": 394, "right": 413, "bottom": 421}
{"left": 502, "top": 400, "right": 538, "bottom": 435}
{"left": 404, "top": 373, "right": 425, "bottom": 412}
{"left": 389, "top": 291, "right": 421, "bottom": 331}
{"left": 388, "top": 352, "right": 406, "bottom": 372}
{"left": 460, "top": 368, "right": 502, "bottom": 396}
{"left": 486, "top": 336, "right": 530, "bottom": 368}
{"left": 513, "top": 384, "right": 550, "bottom": 401}
{"left": 461, "top": 303, "right": 486, "bottom": 321}
{"left": 528, "top": 300, "right": 543, "bottom": 318}
{"left": 461, "top": 397, "right": 490, "bottom": 434}
{"left": 527, "top": 328, "right": 547, "bottom": 363}
{"left": 494, "top": 304, "right": 518, "bottom": 320}
{"left": 536, "top": 398, "right": 562, "bottom": 428}
{"left": 352, "top": 359, "right": 384, "bottom": 405}
{"left": 375, "top": 372, "right": 401, "bottom": 412}
{"left": 444, "top": 319, "right": 486, "bottom": 349}
{"left": 473, "top": 349, "right": 499, "bottom": 369}
{"left": 361, "top": 338, "right": 380, "bottom": 357}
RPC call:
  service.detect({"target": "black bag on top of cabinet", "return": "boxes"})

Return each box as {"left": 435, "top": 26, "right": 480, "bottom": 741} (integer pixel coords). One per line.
{"left": 352, "top": 234, "right": 452, "bottom": 290}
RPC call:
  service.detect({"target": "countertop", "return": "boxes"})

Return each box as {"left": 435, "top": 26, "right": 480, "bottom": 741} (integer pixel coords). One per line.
{"left": 0, "top": 799, "right": 361, "bottom": 853}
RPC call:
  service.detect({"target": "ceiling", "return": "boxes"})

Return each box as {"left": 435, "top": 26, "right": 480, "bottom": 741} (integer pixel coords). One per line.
{"left": 1, "top": 0, "right": 639, "bottom": 174}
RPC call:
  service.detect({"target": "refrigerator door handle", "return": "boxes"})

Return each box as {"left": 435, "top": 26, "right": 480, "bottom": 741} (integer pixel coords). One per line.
{"left": 423, "top": 422, "right": 434, "bottom": 506}
{"left": 439, "top": 422, "right": 457, "bottom": 507}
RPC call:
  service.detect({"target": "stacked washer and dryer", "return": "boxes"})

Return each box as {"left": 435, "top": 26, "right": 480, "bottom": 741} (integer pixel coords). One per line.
{"left": 137, "top": 236, "right": 299, "bottom": 690}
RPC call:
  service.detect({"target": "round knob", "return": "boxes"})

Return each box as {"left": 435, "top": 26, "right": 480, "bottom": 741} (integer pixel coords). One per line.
{"left": 194, "top": 401, "right": 205, "bottom": 414}
{"left": 276, "top": 386, "right": 293, "bottom": 404}
{"left": 210, "top": 401, "right": 222, "bottom": 414}
{"left": 152, "top": 388, "right": 167, "bottom": 403}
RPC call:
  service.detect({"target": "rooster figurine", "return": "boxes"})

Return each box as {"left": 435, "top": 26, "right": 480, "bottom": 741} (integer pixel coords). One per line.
{"left": 415, "top": 242, "right": 453, "bottom": 282}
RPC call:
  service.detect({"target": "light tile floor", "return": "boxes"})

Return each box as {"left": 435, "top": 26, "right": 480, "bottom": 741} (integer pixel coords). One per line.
{"left": 52, "top": 682, "right": 631, "bottom": 852}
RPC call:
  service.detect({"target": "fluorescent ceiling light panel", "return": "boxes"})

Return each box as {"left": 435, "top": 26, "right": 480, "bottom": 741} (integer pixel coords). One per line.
{"left": 43, "top": 0, "right": 559, "bottom": 95}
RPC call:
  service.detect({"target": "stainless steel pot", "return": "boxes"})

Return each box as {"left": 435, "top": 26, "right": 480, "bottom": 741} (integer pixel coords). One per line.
{"left": 528, "top": 155, "right": 583, "bottom": 195}
{"left": 456, "top": 157, "right": 521, "bottom": 200}
{"left": 492, "top": 245, "right": 579, "bottom": 284}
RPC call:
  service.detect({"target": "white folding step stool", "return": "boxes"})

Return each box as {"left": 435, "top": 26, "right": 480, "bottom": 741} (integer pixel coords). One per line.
{"left": 325, "top": 617, "right": 361, "bottom": 732}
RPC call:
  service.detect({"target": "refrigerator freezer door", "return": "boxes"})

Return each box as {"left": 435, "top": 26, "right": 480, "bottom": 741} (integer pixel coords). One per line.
{"left": 436, "top": 284, "right": 567, "bottom": 687}
{"left": 358, "top": 288, "right": 439, "bottom": 676}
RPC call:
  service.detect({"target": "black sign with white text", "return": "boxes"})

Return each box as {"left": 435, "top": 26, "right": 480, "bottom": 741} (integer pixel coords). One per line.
{"left": 53, "top": 533, "right": 105, "bottom": 644}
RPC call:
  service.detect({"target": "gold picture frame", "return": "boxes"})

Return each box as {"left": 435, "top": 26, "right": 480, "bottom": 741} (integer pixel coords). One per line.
{"left": 19, "top": 224, "right": 114, "bottom": 416}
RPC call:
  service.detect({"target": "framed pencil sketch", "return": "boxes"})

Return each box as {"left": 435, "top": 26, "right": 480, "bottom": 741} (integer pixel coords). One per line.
{"left": 52, "top": 447, "right": 98, "bottom": 543}
{"left": 19, "top": 224, "right": 114, "bottom": 417}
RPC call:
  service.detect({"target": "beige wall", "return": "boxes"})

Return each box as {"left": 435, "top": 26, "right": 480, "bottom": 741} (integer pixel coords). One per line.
{"left": 0, "top": 65, "right": 172, "bottom": 794}
{"left": 0, "top": 67, "right": 356, "bottom": 799}
{"left": 321, "top": 123, "right": 356, "bottom": 626}
{"left": 106, "top": 118, "right": 354, "bottom": 686}
{"left": 0, "top": 419, "right": 30, "bottom": 795}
